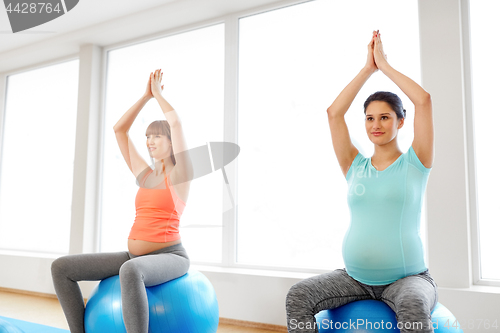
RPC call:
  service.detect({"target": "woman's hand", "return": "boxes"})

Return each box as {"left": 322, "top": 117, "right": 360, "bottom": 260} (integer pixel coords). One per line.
{"left": 364, "top": 31, "right": 378, "bottom": 74}
{"left": 373, "top": 31, "right": 389, "bottom": 71}
{"left": 151, "top": 69, "right": 164, "bottom": 98}
{"left": 144, "top": 72, "right": 154, "bottom": 99}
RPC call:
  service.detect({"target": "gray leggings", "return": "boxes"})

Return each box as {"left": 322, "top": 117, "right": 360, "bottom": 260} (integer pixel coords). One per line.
{"left": 286, "top": 268, "right": 438, "bottom": 333}
{"left": 51, "top": 243, "right": 189, "bottom": 333}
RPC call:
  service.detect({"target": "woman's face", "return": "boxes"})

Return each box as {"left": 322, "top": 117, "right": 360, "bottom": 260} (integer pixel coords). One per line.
{"left": 147, "top": 134, "right": 172, "bottom": 161}
{"left": 365, "top": 101, "right": 404, "bottom": 145}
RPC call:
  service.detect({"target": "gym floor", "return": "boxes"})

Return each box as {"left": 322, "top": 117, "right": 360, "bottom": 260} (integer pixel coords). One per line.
{"left": 0, "top": 289, "right": 283, "bottom": 332}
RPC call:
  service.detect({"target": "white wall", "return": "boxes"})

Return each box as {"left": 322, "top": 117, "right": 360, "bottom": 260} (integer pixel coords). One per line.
{"left": 0, "top": 0, "right": 499, "bottom": 328}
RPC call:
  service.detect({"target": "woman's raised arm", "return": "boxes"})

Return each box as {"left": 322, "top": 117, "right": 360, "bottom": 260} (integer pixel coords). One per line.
{"left": 326, "top": 32, "right": 378, "bottom": 178}
{"left": 112, "top": 74, "right": 153, "bottom": 178}
{"left": 373, "top": 32, "right": 434, "bottom": 168}
{"left": 150, "top": 70, "right": 194, "bottom": 184}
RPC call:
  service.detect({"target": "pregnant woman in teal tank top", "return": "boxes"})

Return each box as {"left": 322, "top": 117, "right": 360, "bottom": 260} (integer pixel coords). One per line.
{"left": 286, "top": 31, "right": 437, "bottom": 333}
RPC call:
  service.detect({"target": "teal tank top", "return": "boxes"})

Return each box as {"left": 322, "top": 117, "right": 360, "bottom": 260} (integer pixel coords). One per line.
{"left": 343, "top": 145, "right": 432, "bottom": 285}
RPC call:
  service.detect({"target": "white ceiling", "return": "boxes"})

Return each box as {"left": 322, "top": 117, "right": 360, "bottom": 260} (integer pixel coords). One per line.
{"left": 0, "top": 0, "right": 181, "bottom": 54}
{"left": 0, "top": 0, "right": 285, "bottom": 73}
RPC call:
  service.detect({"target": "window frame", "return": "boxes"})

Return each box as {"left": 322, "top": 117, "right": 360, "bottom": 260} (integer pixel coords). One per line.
{"left": 460, "top": 0, "right": 500, "bottom": 287}
{"left": 0, "top": 56, "right": 80, "bottom": 256}
{"left": 98, "top": 21, "right": 227, "bottom": 260}
{"left": 97, "top": 2, "right": 335, "bottom": 275}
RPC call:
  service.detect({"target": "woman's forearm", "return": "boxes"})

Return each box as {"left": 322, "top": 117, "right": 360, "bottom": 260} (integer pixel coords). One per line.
{"left": 327, "top": 67, "right": 375, "bottom": 118}
{"left": 113, "top": 95, "right": 151, "bottom": 132}
{"left": 379, "top": 64, "right": 430, "bottom": 106}
{"left": 154, "top": 94, "right": 180, "bottom": 126}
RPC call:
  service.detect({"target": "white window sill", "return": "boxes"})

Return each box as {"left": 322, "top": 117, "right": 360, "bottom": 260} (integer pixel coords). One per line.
{"left": 439, "top": 285, "right": 500, "bottom": 294}
{"left": 0, "top": 249, "right": 62, "bottom": 259}
{"left": 0, "top": 250, "right": 317, "bottom": 279}
{"left": 2, "top": 250, "right": 498, "bottom": 291}
{"left": 191, "top": 264, "right": 318, "bottom": 280}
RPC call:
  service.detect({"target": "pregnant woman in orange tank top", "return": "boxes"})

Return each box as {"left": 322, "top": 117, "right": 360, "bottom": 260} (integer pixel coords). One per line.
{"left": 113, "top": 69, "right": 193, "bottom": 256}
{"left": 51, "top": 69, "right": 193, "bottom": 333}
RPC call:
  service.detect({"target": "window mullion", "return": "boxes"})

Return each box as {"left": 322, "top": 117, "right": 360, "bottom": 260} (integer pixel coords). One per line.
{"left": 222, "top": 15, "right": 239, "bottom": 267}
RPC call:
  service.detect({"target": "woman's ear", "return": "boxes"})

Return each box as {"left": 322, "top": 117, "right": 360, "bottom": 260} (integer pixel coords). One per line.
{"left": 397, "top": 118, "right": 405, "bottom": 129}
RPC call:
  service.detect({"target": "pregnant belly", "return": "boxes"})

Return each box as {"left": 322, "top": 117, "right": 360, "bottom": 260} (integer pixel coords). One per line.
{"left": 342, "top": 221, "right": 427, "bottom": 284}
{"left": 343, "top": 231, "right": 404, "bottom": 269}
{"left": 128, "top": 238, "right": 181, "bottom": 256}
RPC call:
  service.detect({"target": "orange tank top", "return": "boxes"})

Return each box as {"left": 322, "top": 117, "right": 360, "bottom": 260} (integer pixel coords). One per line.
{"left": 128, "top": 168, "right": 186, "bottom": 243}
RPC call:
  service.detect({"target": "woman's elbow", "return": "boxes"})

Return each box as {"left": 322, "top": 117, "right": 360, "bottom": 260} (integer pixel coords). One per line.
{"left": 326, "top": 108, "right": 341, "bottom": 118}
{"left": 417, "top": 92, "right": 432, "bottom": 106}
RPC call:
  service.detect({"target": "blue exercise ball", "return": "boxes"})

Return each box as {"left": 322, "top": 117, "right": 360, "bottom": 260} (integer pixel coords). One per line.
{"left": 315, "top": 300, "right": 463, "bottom": 332}
{"left": 0, "top": 318, "right": 25, "bottom": 333}
{"left": 84, "top": 270, "right": 219, "bottom": 333}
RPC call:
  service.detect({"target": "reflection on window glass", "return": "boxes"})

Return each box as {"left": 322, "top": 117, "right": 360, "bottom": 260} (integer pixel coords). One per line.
{"left": 469, "top": 0, "right": 500, "bottom": 281}
{"left": 238, "top": 0, "right": 421, "bottom": 269}
{"left": 0, "top": 60, "right": 79, "bottom": 254}
{"left": 101, "top": 24, "right": 224, "bottom": 263}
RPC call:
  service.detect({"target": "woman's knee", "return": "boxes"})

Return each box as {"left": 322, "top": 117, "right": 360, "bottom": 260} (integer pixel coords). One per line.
{"left": 170, "top": 253, "right": 190, "bottom": 271}
{"left": 287, "top": 280, "right": 306, "bottom": 298}
{"left": 286, "top": 280, "right": 315, "bottom": 310}
{"left": 51, "top": 256, "right": 72, "bottom": 278}
{"left": 119, "top": 260, "right": 143, "bottom": 282}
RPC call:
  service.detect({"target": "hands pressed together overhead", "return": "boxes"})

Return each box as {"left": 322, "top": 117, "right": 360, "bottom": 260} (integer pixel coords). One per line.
{"left": 366, "top": 30, "right": 389, "bottom": 73}
{"left": 145, "top": 69, "right": 164, "bottom": 99}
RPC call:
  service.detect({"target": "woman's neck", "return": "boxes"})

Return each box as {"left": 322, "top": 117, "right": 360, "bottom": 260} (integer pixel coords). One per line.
{"left": 372, "top": 140, "right": 403, "bottom": 163}
{"left": 153, "top": 159, "right": 174, "bottom": 174}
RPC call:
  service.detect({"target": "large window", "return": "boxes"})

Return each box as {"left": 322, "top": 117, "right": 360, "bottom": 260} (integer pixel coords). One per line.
{"left": 101, "top": 24, "right": 224, "bottom": 263}
{"left": 238, "top": 0, "right": 422, "bottom": 270}
{"left": 469, "top": 0, "right": 500, "bottom": 281}
{"left": 0, "top": 60, "right": 79, "bottom": 254}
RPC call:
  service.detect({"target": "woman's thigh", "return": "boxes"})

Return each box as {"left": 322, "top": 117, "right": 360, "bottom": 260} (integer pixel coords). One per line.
{"left": 120, "top": 252, "right": 190, "bottom": 287}
{"left": 381, "top": 270, "right": 438, "bottom": 319}
{"left": 52, "top": 251, "right": 130, "bottom": 281}
{"left": 287, "top": 268, "right": 372, "bottom": 314}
